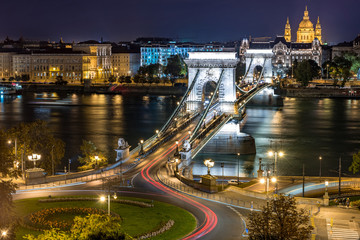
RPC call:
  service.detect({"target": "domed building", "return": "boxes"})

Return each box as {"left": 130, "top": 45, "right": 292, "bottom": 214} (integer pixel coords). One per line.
{"left": 284, "top": 6, "right": 322, "bottom": 44}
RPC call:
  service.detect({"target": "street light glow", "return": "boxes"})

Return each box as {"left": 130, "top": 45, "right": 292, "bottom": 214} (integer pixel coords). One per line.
{"left": 1, "top": 231, "right": 7, "bottom": 237}
{"left": 271, "top": 177, "right": 277, "bottom": 183}
{"left": 260, "top": 178, "right": 265, "bottom": 184}
{"left": 325, "top": 181, "right": 329, "bottom": 186}
{"left": 279, "top": 152, "right": 284, "bottom": 157}
{"left": 140, "top": 139, "right": 144, "bottom": 144}
{"left": 100, "top": 196, "right": 106, "bottom": 202}
{"left": 268, "top": 151, "right": 274, "bottom": 157}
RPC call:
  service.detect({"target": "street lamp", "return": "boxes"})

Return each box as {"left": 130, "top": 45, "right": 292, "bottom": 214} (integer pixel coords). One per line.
{"left": 204, "top": 159, "right": 214, "bottom": 175}
{"left": 237, "top": 153, "right": 240, "bottom": 185}
{"left": 175, "top": 158, "right": 179, "bottom": 172}
{"left": 325, "top": 180, "right": 329, "bottom": 193}
{"left": 1, "top": 230, "right": 7, "bottom": 238}
{"left": 28, "top": 153, "right": 41, "bottom": 169}
{"left": 139, "top": 139, "right": 144, "bottom": 155}
{"left": 174, "top": 141, "right": 180, "bottom": 156}
{"left": 268, "top": 149, "right": 284, "bottom": 193}
{"left": 319, "top": 156, "right": 322, "bottom": 179}
{"left": 95, "top": 155, "right": 99, "bottom": 168}
{"left": 100, "top": 193, "right": 118, "bottom": 215}
{"left": 8, "top": 138, "right": 18, "bottom": 171}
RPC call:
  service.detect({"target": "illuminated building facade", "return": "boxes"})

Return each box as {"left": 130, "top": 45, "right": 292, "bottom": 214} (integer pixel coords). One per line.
{"left": 111, "top": 46, "right": 140, "bottom": 77}
{"left": 141, "top": 42, "right": 234, "bottom": 66}
{"left": 240, "top": 36, "right": 322, "bottom": 78}
{"left": 284, "top": 6, "right": 322, "bottom": 44}
{"left": 73, "top": 42, "right": 112, "bottom": 81}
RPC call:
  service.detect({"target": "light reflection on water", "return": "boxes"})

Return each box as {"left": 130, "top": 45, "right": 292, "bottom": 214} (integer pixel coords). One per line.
{"left": 193, "top": 98, "right": 360, "bottom": 177}
{"left": 1, "top": 93, "right": 360, "bottom": 177}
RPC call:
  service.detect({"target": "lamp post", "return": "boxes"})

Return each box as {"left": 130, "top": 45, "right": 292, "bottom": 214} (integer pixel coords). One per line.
{"left": 175, "top": 158, "right": 179, "bottom": 172}
{"left": 326, "top": 64, "right": 330, "bottom": 81}
{"left": 28, "top": 154, "right": 41, "bottom": 169}
{"left": 174, "top": 141, "right": 179, "bottom": 156}
{"left": 237, "top": 153, "right": 240, "bottom": 185}
{"left": 94, "top": 155, "right": 99, "bottom": 168}
{"left": 100, "top": 193, "right": 117, "bottom": 216}
{"left": 139, "top": 139, "right": 144, "bottom": 155}
{"left": 268, "top": 148, "right": 284, "bottom": 193}
{"left": 221, "top": 162, "right": 224, "bottom": 191}
{"left": 319, "top": 156, "right": 322, "bottom": 179}
{"left": 8, "top": 138, "right": 18, "bottom": 171}
{"left": 204, "top": 159, "right": 214, "bottom": 175}
{"left": 291, "top": 63, "right": 294, "bottom": 78}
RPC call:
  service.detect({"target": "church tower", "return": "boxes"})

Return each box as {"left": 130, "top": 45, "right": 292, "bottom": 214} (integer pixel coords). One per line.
{"left": 296, "top": 6, "right": 315, "bottom": 43}
{"left": 315, "top": 16, "right": 322, "bottom": 44}
{"left": 284, "top": 17, "right": 291, "bottom": 42}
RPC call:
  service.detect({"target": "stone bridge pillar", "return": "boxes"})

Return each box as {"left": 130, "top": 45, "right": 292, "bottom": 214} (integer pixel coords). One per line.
{"left": 184, "top": 52, "right": 239, "bottom": 114}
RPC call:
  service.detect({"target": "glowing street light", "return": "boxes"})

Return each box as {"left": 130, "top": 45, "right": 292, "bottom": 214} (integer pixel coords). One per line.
{"left": 94, "top": 155, "right": 99, "bottom": 168}
{"left": 204, "top": 159, "right": 214, "bottom": 175}
{"left": 1, "top": 230, "right": 7, "bottom": 237}
{"left": 139, "top": 139, "right": 144, "bottom": 155}
{"left": 28, "top": 153, "right": 41, "bottom": 168}
{"left": 100, "top": 193, "right": 118, "bottom": 215}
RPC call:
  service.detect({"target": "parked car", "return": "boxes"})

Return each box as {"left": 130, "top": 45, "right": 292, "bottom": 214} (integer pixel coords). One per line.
{"left": 228, "top": 179, "right": 238, "bottom": 185}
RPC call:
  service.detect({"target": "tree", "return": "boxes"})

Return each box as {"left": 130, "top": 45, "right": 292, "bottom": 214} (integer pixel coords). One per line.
{"left": 7, "top": 120, "right": 65, "bottom": 175}
{"left": 0, "top": 180, "right": 17, "bottom": 237}
{"left": 21, "top": 74, "right": 30, "bottom": 82}
{"left": 55, "top": 76, "right": 68, "bottom": 85}
{"left": 124, "top": 76, "right": 132, "bottom": 83}
{"left": 78, "top": 140, "right": 107, "bottom": 170}
{"left": 333, "top": 56, "right": 352, "bottom": 87}
{"left": 108, "top": 75, "right": 116, "bottom": 84}
{"left": 0, "top": 130, "right": 18, "bottom": 177}
{"left": 307, "top": 60, "right": 321, "bottom": 79}
{"left": 295, "top": 61, "right": 313, "bottom": 86}
{"left": 248, "top": 195, "right": 313, "bottom": 240}
{"left": 164, "top": 55, "right": 186, "bottom": 79}
{"left": 349, "top": 150, "right": 360, "bottom": 174}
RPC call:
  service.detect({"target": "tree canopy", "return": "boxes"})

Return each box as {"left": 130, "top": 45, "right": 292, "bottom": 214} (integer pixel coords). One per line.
{"left": 78, "top": 140, "right": 107, "bottom": 170}
{"left": 164, "top": 54, "right": 187, "bottom": 79}
{"left": 248, "top": 194, "right": 313, "bottom": 240}
{"left": 349, "top": 150, "right": 360, "bottom": 174}
{"left": 2, "top": 120, "right": 65, "bottom": 176}
{"left": 0, "top": 180, "right": 17, "bottom": 237}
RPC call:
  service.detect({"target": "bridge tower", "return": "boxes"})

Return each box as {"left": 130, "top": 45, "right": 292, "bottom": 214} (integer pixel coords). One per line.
{"left": 244, "top": 49, "right": 273, "bottom": 83}
{"left": 184, "top": 52, "right": 239, "bottom": 114}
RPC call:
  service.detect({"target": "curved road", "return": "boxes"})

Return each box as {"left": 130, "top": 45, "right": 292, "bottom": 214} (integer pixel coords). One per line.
{"left": 15, "top": 122, "right": 246, "bottom": 239}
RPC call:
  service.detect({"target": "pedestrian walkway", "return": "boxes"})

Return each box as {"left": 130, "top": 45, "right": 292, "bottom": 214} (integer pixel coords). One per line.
{"left": 326, "top": 218, "right": 359, "bottom": 240}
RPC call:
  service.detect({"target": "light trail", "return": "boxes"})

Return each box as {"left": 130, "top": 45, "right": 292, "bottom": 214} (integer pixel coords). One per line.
{"left": 141, "top": 133, "right": 218, "bottom": 240}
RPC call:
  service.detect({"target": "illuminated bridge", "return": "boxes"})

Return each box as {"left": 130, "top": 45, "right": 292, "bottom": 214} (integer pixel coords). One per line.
{"left": 132, "top": 51, "right": 270, "bottom": 174}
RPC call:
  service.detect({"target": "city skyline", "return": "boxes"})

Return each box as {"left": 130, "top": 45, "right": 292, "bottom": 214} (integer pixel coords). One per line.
{"left": 1, "top": 0, "right": 359, "bottom": 44}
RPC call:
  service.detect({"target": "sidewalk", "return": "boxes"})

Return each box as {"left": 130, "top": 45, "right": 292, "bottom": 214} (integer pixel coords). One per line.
{"left": 158, "top": 167, "right": 360, "bottom": 240}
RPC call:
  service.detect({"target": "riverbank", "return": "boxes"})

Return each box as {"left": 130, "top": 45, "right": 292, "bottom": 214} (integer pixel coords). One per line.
{"left": 20, "top": 83, "right": 187, "bottom": 95}
{"left": 275, "top": 87, "right": 360, "bottom": 98}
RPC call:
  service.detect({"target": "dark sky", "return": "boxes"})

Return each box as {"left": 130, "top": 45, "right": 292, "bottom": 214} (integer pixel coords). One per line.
{"left": 2, "top": 0, "right": 359, "bottom": 44}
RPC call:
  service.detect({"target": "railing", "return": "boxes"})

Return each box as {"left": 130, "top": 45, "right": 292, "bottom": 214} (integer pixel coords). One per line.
{"left": 157, "top": 170, "right": 262, "bottom": 210}
{"left": 191, "top": 114, "right": 233, "bottom": 158}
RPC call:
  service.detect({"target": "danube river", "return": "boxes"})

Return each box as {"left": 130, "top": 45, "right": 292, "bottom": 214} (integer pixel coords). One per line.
{"left": 0, "top": 92, "right": 359, "bottom": 177}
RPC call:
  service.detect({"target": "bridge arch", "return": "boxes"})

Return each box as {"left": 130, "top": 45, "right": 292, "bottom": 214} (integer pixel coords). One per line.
{"left": 184, "top": 52, "right": 239, "bottom": 114}
{"left": 244, "top": 49, "right": 273, "bottom": 83}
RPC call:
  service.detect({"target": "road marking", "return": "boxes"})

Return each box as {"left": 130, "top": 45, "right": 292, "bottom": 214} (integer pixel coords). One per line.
{"left": 326, "top": 218, "right": 359, "bottom": 240}
{"left": 227, "top": 206, "right": 248, "bottom": 237}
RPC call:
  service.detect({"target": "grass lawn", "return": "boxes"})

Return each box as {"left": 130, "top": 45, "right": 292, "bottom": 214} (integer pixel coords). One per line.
{"left": 15, "top": 196, "right": 196, "bottom": 240}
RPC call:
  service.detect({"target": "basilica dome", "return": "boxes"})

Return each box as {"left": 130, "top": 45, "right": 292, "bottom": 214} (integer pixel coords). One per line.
{"left": 298, "top": 19, "right": 314, "bottom": 29}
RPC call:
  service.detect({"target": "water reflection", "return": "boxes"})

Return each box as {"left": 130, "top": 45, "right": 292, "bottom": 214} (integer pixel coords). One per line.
{"left": 193, "top": 98, "right": 360, "bottom": 177}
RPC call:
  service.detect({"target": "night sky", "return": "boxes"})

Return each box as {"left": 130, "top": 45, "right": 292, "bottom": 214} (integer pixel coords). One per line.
{"left": 2, "top": 0, "right": 359, "bottom": 44}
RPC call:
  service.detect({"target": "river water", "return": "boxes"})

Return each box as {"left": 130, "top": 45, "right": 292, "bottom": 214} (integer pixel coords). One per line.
{"left": 0, "top": 92, "right": 359, "bottom": 177}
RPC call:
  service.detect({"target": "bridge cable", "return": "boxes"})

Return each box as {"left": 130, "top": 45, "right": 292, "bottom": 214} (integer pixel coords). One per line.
{"left": 158, "top": 69, "right": 200, "bottom": 137}
{"left": 189, "top": 69, "right": 225, "bottom": 143}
